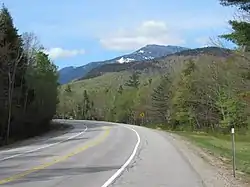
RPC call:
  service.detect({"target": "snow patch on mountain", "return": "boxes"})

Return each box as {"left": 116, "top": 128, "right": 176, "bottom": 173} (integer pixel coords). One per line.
{"left": 117, "top": 57, "right": 135, "bottom": 64}
{"left": 143, "top": 56, "right": 154, "bottom": 60}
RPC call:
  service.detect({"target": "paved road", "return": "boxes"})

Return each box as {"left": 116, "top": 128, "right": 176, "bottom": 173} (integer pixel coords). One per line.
{"left": 0, "top": 120, "right": 204, "bottom": 187}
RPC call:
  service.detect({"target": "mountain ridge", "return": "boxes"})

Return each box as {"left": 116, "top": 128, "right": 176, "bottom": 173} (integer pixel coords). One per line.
{"left": 78, "top": 46, "right": 232, "bottom": 81}
{"left": 58, "top": 44, "right": 189, "bottom": 84}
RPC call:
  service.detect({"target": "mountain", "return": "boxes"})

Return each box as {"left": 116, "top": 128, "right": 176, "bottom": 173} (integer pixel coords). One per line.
{"left": 78, "top": 46, "right": 232, "bottom": 81}
{"left": 109, "top": 44, "right": 189, "bottom": 63}
{"left": 58, "top": 44, "right": 189, "bottom": 84}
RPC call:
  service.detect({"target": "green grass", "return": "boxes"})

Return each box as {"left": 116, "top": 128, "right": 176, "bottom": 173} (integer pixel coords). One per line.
{"left": 176, "top": 131, "right": 250, "bottom": 175}
{"left": 146, "top": 124, "right": 250, "bottom": 176}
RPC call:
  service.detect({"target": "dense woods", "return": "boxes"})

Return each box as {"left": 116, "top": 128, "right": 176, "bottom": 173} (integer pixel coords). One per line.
{"left": 57, "top": 0, "right": 250, "bottom": 134}
{"left": 0, "top": 6, "right": 58, "bottom": 144}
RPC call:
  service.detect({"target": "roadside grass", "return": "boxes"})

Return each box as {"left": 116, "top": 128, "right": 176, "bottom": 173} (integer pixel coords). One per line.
{"left": 176, "top": 131, "right": 250, "bottom": 175}
{"left": 146, "top": 124, "right": 250, "bottom": 176}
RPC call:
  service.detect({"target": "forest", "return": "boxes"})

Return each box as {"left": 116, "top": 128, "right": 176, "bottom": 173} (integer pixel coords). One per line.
{"left": 0, "top": 6, "right": 58, "bottom": 145}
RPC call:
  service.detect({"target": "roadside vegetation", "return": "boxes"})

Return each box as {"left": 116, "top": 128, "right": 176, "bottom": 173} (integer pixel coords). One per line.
{"left": 57, "top": 0, "right": 250, "bottom": 177}
{"left": 0, "top": 6, "right": 59, "bottom": 145}
{"left": 177, "top": 0, "right": 250, "bottom": 177}
{"left": 176, "top": 131, "right": 250, "bottom": 175}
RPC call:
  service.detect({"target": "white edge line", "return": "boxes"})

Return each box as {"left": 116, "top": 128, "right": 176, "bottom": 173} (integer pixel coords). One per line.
{"left": 0, "top": 124, "right": 88, "bottom": 162}
{"left": 101, "top": 124, "right": 141, "bottom": 187}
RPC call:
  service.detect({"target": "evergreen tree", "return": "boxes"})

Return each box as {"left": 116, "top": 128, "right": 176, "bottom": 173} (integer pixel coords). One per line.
{"left": 125, "top": 71, "right": 140, "bottom": 88}
{"left": 118, "top": 85, "right": 123, "bottom": 94}
{"left": 148, "top": 78, "right": 152, "bottom": 85}
{"left": 171, "top": 60, "right": 196, "bottom": 129}
{"left": 0, "top": 5, "right": 27, "bottom": 143}
{"left": 151, "top": 73, "right": 172, "bottom": 122}
{"left": 220, "top": 0, "right": 250, "bottom": 11}
{"left": 220, "top": 21, "right": 250, "bottom": 51}
{"left": 81, "top": 90, "right": 91, "bottom": 119}
{"left": 22, "top": 51, "right": 58, "bottom": 136}
{"left": 219, "top": 0, "right": 250, "bottom": 51}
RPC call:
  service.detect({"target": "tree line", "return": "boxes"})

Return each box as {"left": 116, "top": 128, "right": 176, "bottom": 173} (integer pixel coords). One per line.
{"left": 0, "top": 6, "right": 58, "bottom": 145}
{"left": 57, "top": 56, "right": 250, "bottom": 133}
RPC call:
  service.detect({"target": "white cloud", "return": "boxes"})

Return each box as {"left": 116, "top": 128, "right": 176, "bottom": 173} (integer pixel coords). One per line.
{"left": 100, "top": 20, "right": 185, "bottom": 51}
{"left": 44, "top": 48, "right": 85, "bottom": 60}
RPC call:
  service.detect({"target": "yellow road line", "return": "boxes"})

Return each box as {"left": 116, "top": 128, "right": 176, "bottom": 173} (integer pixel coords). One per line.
{"left": 0, "top": 126, "right": 111, "bottom": 185}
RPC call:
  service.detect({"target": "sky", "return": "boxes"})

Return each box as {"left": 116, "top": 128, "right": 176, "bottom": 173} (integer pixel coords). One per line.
{"left": 2, "top": 0, "right": 236, "bottom": 69}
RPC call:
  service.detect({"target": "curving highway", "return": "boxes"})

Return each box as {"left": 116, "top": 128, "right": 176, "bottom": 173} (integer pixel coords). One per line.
{"left": 0, "top": 120, "right": 204, "bottom": 187}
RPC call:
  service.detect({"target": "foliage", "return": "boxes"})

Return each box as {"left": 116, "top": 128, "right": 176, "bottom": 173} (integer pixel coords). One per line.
{"left": 151, "top": 73, "right": 172, "bottom": 122}
{"left": 220, "top": 21, "right": 250, "bottom": 51}
{"left": 58, "top": 53, "right": 250, "bottom": 132}
{"left": 170, "top": 60, "right": 196, "bottom": 130}
{"left": 125, "top": 71, "right": 140, "bottom": 89}
{"left": 220, "top": 0, "right": 250, "bottom": 11}
{"left": 219, "top": 0, "right": 250, "bottom": 51}
{"left": 0, "top": 6, "right": 59, "bottom": 144}
{"left": 118, "top": 85, "right": 123, "bottom": 94}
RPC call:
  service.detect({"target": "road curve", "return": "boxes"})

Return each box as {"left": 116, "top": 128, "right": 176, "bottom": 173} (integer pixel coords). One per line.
{"left": 0, "top": 120, "right": 204, "bottom": 187}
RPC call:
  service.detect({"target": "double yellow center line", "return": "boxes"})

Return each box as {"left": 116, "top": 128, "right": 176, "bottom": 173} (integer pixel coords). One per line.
{"left": 0, "top": 126, "right": 111, "bottom": 185}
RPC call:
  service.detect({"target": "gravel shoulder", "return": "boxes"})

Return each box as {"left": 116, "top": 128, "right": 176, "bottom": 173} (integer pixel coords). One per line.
{"left": 157, "top": 130, "right": 249, "bottom": 187}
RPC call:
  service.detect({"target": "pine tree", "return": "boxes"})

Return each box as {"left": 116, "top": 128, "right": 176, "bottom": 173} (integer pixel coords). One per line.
{"left": 219, "top": 0, "right": 250, "bottom": 51}
{"left": 171, "top": 60, "right": 196, "bottom": 129}
{"left": 0, "top": 5, "right": 27, "bottom": 143}
{"left": 125, "top": 71, "right": 140, "bottom": 88}
{"left": 220, "top": 21, "right": 250, "bottom": 51}
{"left": 82, "top": 90, "right": 91, "bottom": 119}
{"left": 220, "top": 0, "right": 250, "bottom": 11}
{"left": 118, "top": 85, "right": 123, "bottom": 94}
{"left": 148, "top": 78, "right": 152, "bottom": 85}
{"left": 151, "top": 73, "right": 172, "bottom": 122}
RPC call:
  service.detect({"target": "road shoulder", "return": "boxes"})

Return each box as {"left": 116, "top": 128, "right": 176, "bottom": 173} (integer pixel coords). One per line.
{"left": 0, "top": 121, "right": 72, "bottom": 151}
{"left": 156, "top": 130, "right": 249, "bottom": 187}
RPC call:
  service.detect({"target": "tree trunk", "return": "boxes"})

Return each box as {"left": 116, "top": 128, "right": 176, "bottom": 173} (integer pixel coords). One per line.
{"left": 6, "top": 72, "right": 12, "bottom": 144}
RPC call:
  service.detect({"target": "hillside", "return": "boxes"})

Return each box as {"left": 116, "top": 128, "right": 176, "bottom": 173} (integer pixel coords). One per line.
{"left": 58, "top": 46, "right": 235, "bottom": 122}
{"left": 78, "top": 47, "right": 232, "bottom": 81}
{"left": 79, "top": 60, "right": 162, "bottom": 80}
{"left": 58, "top": 44, "right": 189, "bottom": 84}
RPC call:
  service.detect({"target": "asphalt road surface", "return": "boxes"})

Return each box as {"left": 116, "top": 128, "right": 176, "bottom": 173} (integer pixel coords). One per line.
{"left": 0, "top": 120, "right": 204, "bottom": 187}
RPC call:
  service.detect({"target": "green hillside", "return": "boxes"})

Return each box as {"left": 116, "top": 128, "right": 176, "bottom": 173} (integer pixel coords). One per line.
{"left": 57, "top": 49, "right": 248, "bottom": 128}
{"left": 58, "top": 70, "right": 161, "bottom": 122}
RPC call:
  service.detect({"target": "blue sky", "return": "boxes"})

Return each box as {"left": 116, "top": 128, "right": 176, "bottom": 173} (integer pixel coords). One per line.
{"left": 2, "top": 0, "right": 236, "bottom": 69}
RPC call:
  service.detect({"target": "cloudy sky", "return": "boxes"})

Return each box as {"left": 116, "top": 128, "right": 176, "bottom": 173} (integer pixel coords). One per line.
{"left": 2, "top": 0, "right": 236, "bottom": 69}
